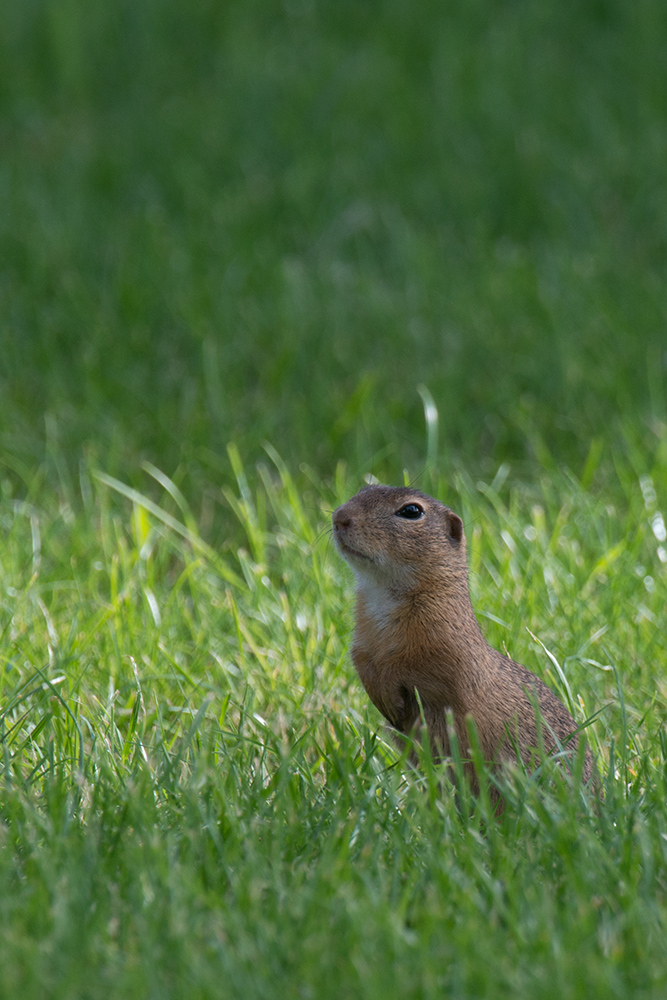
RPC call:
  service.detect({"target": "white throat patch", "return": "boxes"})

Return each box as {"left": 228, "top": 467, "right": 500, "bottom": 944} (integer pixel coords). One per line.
{"left": 354, "top": 562, "right": 414, "bottom": 633}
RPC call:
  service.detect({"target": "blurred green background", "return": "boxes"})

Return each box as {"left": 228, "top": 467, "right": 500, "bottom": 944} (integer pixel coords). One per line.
{"left": 2, "top": 0, "right": 666, "bottom": 484}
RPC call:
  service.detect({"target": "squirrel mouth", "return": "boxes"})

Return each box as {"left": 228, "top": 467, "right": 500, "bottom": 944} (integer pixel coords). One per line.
{"left": 333, "top": 532, "right": 373, "bottom": 563}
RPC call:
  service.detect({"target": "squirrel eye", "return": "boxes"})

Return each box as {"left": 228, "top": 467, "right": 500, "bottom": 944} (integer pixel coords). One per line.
{"left": 396, "top": 503, "right": 424, "bottom": 519}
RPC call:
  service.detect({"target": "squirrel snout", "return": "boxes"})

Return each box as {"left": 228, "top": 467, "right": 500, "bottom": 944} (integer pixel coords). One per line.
{"left": 332, "top": 508, "right": 352, "bottom": 529}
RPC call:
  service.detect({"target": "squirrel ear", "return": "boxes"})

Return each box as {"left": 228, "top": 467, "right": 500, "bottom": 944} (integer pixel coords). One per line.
{"left": 448, "top": 511, "right": 463, "bottom": 544}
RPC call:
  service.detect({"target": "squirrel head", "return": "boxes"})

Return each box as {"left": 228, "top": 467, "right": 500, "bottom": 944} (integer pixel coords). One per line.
{"left": 332, "top": 484, "right": 466, "bottom": 594}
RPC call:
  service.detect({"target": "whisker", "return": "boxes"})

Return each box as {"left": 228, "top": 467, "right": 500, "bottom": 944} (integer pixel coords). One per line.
{"left": 311, "top": 525, "right": 333, "bottom": 550}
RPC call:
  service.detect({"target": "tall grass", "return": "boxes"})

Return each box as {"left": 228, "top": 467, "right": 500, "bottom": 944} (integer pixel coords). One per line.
{"left": 1, "top": 444, "right": 666, "bottom": 997}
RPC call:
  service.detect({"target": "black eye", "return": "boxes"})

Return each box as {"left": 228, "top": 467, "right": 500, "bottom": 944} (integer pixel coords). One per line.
{"left": 396, "top": 503, "right": 424, "bottom": 519}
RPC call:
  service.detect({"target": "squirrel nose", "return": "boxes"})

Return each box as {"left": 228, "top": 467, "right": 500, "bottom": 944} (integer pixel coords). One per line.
{"left": 333, "top": 508, "right": 352, "bottom": 528}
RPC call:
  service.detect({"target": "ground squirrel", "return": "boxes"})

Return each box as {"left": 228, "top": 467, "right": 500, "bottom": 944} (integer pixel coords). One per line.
{"left": 332, "top": 484, "right": 595, "bottom": 792}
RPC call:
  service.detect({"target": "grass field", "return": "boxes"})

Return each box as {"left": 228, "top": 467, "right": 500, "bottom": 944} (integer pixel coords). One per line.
{"left": 2, "top": 0, "right": 667, "bottom": 996}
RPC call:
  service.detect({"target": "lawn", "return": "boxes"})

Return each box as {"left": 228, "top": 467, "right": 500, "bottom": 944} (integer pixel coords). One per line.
{"left": 1, "top": 0, "right": 667, "bottom": 996}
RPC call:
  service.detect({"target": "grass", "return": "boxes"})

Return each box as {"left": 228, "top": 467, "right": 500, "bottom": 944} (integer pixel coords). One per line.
{"left": 2, "top": 0, "right": 667, "bottom": 995}
{"left": 1, "top": 447, "right": 667, "bottom": 997}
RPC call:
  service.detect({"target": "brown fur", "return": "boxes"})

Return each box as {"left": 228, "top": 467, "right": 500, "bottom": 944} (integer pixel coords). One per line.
{"left": 332, "top": 484, "right": 595, "bottom": 792}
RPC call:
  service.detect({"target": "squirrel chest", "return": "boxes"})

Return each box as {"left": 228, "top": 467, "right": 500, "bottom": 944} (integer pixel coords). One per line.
{"left": 352, "top": 581, "right": 466, "bottom": 727}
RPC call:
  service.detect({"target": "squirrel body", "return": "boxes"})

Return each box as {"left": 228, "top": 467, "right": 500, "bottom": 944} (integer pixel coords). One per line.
{"left": 332, "top": 484, "right": 594, "bottom": 789}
